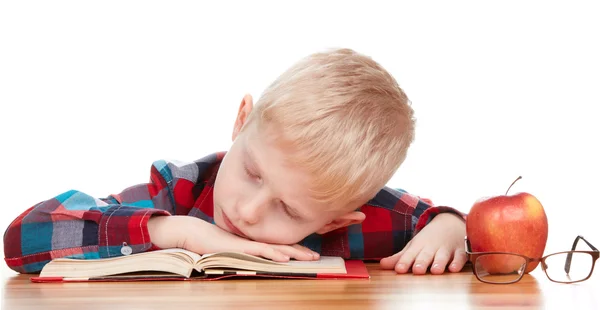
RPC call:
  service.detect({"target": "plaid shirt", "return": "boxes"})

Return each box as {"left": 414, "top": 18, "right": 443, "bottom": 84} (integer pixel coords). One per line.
{"left": 3, "top": 152, "right": 465, "bottom": 273}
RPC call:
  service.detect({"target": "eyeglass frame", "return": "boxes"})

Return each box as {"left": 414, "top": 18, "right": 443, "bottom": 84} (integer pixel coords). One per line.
{"left": 464, "top": 235, "right": 599, "bottom": 284}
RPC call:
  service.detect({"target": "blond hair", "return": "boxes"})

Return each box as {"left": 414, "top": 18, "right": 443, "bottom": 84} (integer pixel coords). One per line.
{"left": 246, "top": 48, "right": 415, "bottom": 210}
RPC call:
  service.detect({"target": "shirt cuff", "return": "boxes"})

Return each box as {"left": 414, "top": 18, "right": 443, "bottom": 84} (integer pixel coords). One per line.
{"left": 98, "top": 206, "right": 170, "bottom": 258}
{"left": 414, "top": 206, "right": 467, "bottom": 235}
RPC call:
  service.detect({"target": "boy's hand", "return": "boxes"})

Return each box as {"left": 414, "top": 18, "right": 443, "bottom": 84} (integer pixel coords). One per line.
{"left": 148, "top": 216, "right": 319, "bottom": 262}
{"left": 380, "top": 213, "right": 468, "bottom": 275}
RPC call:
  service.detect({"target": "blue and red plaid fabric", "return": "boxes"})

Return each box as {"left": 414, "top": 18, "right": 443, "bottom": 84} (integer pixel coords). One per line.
{"left": 3, "top": 152, "right": 465, "bottom": 273}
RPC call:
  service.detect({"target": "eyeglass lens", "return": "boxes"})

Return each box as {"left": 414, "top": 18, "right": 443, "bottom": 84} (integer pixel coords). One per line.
{"left": 474, "top": 253, "right": 527, "bottom": 283}
{"left": 544, "top": 252, "right": 594, "bottom": 283}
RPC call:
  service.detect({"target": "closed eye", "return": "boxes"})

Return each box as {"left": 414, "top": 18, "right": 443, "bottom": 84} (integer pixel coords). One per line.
{"left": 281, "top": 201, "right": 302, "bottom": 220}
{"left": 243, "top": 163, "right": 261, "bottom": 181}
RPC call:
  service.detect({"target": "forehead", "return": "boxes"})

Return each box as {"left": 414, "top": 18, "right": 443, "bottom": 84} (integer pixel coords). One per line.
{"left": 243, "top": 126, "right": 308, "bottom": 188}
{"left": 244, "top": 129, "right": 292, "bottom": 170}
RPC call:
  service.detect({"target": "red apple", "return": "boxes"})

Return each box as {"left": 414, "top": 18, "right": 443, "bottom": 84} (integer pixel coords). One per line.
{"left": 466, "top": 176, "right": 548, "bottom": 274}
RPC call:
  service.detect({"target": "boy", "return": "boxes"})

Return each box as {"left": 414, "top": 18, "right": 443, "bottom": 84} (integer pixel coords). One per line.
{"left": 4, "top": 48, "right": 467, "bottom": 275}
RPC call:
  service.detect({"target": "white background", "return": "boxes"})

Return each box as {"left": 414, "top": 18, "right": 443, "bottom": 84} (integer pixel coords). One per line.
{"left": 1, "top": 1, "right": 599, "bottom": 279}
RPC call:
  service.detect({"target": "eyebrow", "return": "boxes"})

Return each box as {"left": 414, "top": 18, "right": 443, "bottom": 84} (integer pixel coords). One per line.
{"left": 244, "top": 144, "right": 307, "bottom": 220}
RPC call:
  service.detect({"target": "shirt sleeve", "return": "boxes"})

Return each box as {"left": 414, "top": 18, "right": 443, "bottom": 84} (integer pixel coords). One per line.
{"left": 311, "top": 186, "right": 466, "bottom": 260}
{"left": 3, "top": 159, "right": 200, "bottom": 273}
{"left": 413, "top": 202, "right": 467, "bottom": 234}
{"left": 382, "top": 186, "right": 467, "bottom": 232}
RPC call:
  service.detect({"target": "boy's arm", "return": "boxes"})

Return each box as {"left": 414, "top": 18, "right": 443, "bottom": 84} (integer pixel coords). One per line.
{"left": 346, "top": 186, "right": 468, "bottom": 274}
{"left": 411, "top": 194, "right": 466, "bottom": 235}
{"left": 3, "top": 159, "right": 200, "bottom": 273}
{"left": 314, "top": 186, "right": 465, "bottom": 260}
{"left": 379, "top": 186, "right": 467, "bottom": 245}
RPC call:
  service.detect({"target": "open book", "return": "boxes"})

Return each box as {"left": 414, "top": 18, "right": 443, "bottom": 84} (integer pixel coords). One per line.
{"left": 31, "top": 248, "right": 369, "bottom": 282}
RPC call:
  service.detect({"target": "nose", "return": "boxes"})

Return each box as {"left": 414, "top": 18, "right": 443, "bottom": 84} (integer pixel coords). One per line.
{"left": 238, "top": 192, "right": 270, "bottom": 225}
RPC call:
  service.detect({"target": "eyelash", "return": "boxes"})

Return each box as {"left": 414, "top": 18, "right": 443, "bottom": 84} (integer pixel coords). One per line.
{"left": 243, "top": 164, "right": 260, "bottom": 180}
{"left": 281, "top": 202, "right": 300, "bottom": 220}
{"left": 243, "top": 163, "right": 299, "bottom": 220}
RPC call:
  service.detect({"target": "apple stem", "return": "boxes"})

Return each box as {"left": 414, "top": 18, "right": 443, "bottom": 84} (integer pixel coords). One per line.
{"left": 506, "top": 176, "right": 522, "bottom": 195}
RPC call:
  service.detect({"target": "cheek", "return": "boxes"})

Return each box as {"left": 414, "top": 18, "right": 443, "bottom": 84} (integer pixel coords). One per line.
{"left": 213, "top": 171, "right": 237, "bottom": 213}
{"left": 212, "top": 171, "right": 226, "bottom": 203}
{"left": 214, "top": 161, "right": 241, "bottom": 199}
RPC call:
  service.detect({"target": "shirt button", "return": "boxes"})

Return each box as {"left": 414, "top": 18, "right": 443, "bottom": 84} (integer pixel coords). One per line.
{"left": 121, "top": 242, "right": 133, "bottom": 256}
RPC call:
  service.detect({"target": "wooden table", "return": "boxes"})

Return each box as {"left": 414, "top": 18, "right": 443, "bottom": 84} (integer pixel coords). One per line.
{"left": 2, "top": 263, "right": 598, "bottom": 310}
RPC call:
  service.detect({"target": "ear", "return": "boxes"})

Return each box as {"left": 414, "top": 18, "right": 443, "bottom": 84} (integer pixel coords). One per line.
{"left": 232, "top": 94, "right": 254, "bottom": 141}
{"left": 315, "top": 211, "right": 366, "bottom": 235}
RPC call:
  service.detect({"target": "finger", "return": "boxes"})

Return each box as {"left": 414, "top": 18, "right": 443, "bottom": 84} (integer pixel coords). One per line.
{"left": 380, "top": 252, "right": 401, "bottom": 270}
{"left": 291, "top": 244, "right": 320, "bottom": 260}
{"left": 448, "top": 248, "right": 468, "bottom": 273}
{"left": 395, "top": 242, "right": 422, "bottom": 274}
{"left": 245, "top": 243, "right": 290, "bottom": 262}
{"left": 411, "top": 247, "right": 437, "bottom": 275}
{"left": 380, "top": 250, "right": 403, "bottom": 270}
{"left": 381, "top": 241, "right": 412, "bottom": 269}
{"left": 274, "top": 245, "right": 315, "bottom": 261}
{"left": 430, "top": 247, "right": 452, "bottom": 275}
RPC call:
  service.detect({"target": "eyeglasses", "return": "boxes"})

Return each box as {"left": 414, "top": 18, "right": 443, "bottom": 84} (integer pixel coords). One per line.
{"left": 465, "top": 235, "right": 598, "bottom": 284}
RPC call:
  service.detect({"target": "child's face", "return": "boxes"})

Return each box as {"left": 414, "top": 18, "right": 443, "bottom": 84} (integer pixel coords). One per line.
{"left": 212, "top": 95, "right": 365, "bottom": 245}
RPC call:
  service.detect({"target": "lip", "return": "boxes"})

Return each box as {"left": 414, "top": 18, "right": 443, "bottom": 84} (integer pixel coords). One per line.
{"left": 221, "top": 210, "right": 248, "bottom": 238}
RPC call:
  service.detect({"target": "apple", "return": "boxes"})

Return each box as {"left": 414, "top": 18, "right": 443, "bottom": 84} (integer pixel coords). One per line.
{"left": 466, "top": 176, "right": 548, "bottom": 274}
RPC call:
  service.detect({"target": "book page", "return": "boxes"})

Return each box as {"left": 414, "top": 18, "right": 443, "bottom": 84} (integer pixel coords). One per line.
{"left": 156, "top": 248, "right": 203, "bottom": 263}
{"left": 283, "top": 256, "right": 345, "bottom": 269}
{"left": 196, "top": 255, "right": 347, "bottom": 274}
{"left": 199, "top": 252, "right": 286, "bottom": 265}
{"left": 199, "top": 253, "right": 345, "bottom": 269}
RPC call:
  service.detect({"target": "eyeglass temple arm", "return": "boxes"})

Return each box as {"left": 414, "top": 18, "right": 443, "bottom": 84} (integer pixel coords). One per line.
{"left": 580, "top": 236, "right": 598, "bottom": 251}
{"left": 564, "top": 235, "right": 598, "bottom": 274}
